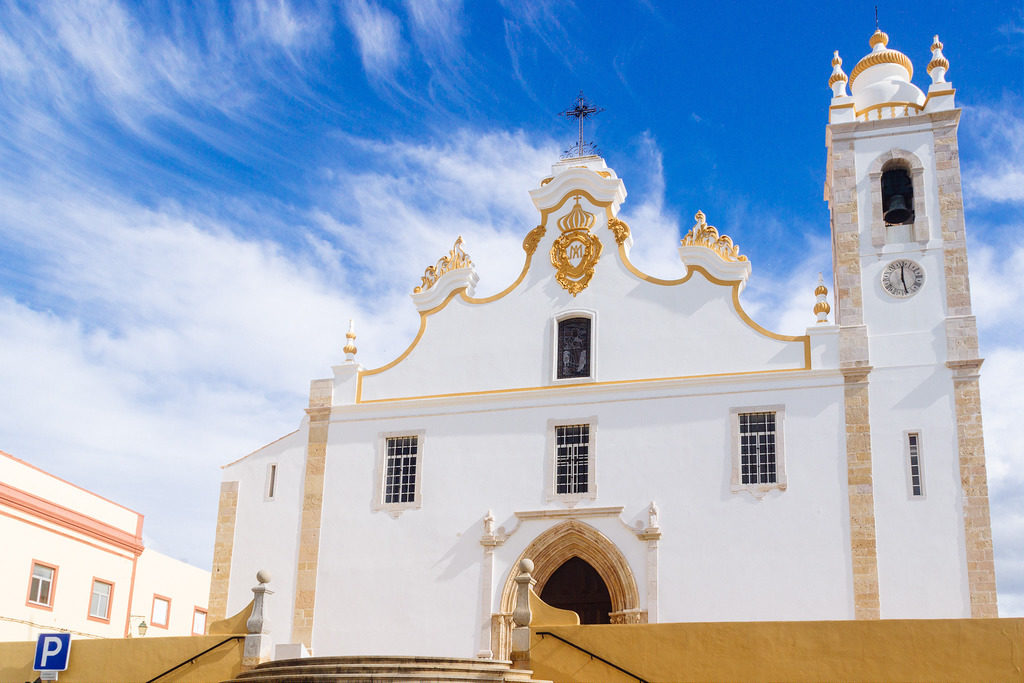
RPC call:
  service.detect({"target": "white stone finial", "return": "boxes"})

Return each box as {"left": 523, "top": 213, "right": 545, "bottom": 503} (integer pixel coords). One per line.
{"left": 829, "top": 51, "right": 849, "bottom": 98}
{"left": 814, "top": 273, "right": 831, "bottom": 324}
{"left": 928, "top": 34, "right": 950, "bottom": 84}
{"left": 648, "top": 501, "right": 660, "bottom": 529}
{"left": 512, "top": 559, "right": 536, "bottom": 629}
{"left": 247, "top": 570, "right": 273, "bottom": 635}
{"left": 343, "top": 319, "right": 357, "bottom": 362}
{"left": 483, "top": 510, "right": 495, "bottom": 536}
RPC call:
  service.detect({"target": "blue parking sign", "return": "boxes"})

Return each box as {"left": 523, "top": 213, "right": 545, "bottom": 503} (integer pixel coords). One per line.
{"left": 34, "top": 633, "right": 71, "bottom": 672}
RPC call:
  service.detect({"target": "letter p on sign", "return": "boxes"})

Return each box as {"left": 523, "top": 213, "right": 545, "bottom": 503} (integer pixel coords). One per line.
{"left": 34, "top": 633, "right": 71, "bottom": 672}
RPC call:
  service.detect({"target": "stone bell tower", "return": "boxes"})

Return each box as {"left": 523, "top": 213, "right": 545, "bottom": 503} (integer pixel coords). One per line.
{"left": 824, "top": 30, "right": 997, "bottom": 619}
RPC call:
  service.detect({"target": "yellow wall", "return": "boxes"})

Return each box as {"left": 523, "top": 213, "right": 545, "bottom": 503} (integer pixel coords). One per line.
{"left": 0, "top": 603, "right": 252, "bottom": 683}
{"left": 530, "top": 618, "right": 1024, "bottom": 682}
{"left": 0, "top": 634, "right": 244, "bottom": 683}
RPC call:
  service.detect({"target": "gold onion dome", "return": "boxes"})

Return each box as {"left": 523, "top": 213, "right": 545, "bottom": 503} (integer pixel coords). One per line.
{"left": 828, "top": 51, "right": 848, "bottom": 88}
{"left": 815, "top": 282, "right": 828, "bottom": 296}
{"left": 850, "top": 28, "right": 914, "bottom": 86}
{"left": 928, "top": 35, "right": 949, "bottom": 74}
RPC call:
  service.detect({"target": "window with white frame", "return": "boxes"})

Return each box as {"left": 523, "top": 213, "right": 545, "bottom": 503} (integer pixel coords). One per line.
{"left": 27, "top": 562, "right": 56, "bottom": 608}
{"left": 907, "top": 432, "right": 924, "bottom": 497}
{"left": 192, "top": 607, "right": 207, "bottom": 635}
{"left": 374, "top": 432, "right": 424, "bottom": 512}
{"left": 151, "top": 595, "right": 171, "bottom": 628}
{"left": 547, "top": 419, "right": 597, "bottom": 503}
{"left": 88, "top": 579, "right": 112, "bottom": 621}
{"left": 731, "top": 407, "right": 786, "bottom": 496}
{"left": 265, "top": 463, "right": 278, "bottom": 500}
{"left": 556, "top": 424, "right": 590, "bottom": 494}
{"left": 553, "top": 313, "right": 595, "bottom": 382}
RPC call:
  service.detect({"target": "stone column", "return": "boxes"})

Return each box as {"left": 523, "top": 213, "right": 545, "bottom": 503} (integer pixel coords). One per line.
{"left": 842, "top": 367, "right": 880, "bottom": 619}
{"left": 933, "top": 110, "right": 998, "bottom": 617}
{"left": 290, "top": 379, "right": 333, "bottom": 647}
{"left": 828, "top": 128, "right": 882, "bottom": 620}
{"left": 208, "top": 480, "right": 239, "bottom": 621}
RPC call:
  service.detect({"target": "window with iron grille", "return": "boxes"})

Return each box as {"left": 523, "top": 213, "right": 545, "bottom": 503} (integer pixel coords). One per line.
{"left": 907, "top": 432, "right": 924, "bottom": 497}
{"left": 739, "top": 412, "right": 777, "bottom": 484}
{"left": 384, "top": 436, "right": 418, "bottom": 504}
{"left": 555, "top": 424, "right": 589, "bottom": 494}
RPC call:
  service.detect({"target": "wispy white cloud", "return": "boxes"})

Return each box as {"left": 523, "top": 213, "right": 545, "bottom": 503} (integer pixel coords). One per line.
{"left": 343, "top": 0, "right": 404, "bottom": 82}
{"left": 235, "top": 0, "right": 327, "bottom": 50}
{"left": 963, "top": 103, "right": 1024, "bottom": 205}
{"left": 405, "top": 0, "right": 463, "bottom": 61}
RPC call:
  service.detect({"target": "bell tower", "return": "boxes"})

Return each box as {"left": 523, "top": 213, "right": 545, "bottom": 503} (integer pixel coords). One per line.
{"left": 824, "top": 30, "right": 997, "bottom": 619}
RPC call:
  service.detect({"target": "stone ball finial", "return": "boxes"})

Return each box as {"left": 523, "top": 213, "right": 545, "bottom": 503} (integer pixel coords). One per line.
{"left": 256, "top": 569, "right": 271, "bottom": 584}
{"left": 518, "top": 558, "right": 534, "bottom": 574}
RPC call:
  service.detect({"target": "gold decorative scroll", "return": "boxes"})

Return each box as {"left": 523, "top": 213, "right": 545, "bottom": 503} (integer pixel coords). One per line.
{"left": 523, "top": 225, "right": 546, "bottom": 255}
{"left": 413, "top": 236, "right": 472, "bottom": 293}
{"left": 607, "top": 217, "right": 631, "bottom": 245}
{"left": 550, "top": 195, "right": 602, "bottom": 296}
{"left": 680, "top": 211, "right": 747, "bottom": 262}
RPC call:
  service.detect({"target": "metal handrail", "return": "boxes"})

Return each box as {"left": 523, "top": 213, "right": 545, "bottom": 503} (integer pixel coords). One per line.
{"left": 536, "top": 630, "right": 647, "bottom": 682}
{"left": 145, "top": 635, "right": 245, "bottom": 683}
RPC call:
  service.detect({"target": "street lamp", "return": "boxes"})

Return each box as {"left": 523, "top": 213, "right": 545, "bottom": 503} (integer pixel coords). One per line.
{"left": 138, "top": 620, "right": 148, "bottom": 637}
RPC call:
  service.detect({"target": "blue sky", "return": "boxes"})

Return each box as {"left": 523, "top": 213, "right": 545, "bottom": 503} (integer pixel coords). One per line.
{"left": 1, "top": 1, "right": 1022, "bottom": 614}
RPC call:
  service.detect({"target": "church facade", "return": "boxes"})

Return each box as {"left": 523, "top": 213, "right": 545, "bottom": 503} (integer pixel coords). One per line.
{"left": 208, "top": 29, "right": 997, "bottom": 659}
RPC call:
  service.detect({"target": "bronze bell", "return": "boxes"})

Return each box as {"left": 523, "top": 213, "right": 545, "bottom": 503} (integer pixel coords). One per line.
{"left": 884, "top": 193, "right": 912, "bottom": 224}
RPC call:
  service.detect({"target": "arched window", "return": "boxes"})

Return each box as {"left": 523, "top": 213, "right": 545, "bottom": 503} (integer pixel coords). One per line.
{"left": 881, "top": 165, "right": 915, "bottom": 226}
{"left": 556, "top": 317, "right": 591, "bottom": 379}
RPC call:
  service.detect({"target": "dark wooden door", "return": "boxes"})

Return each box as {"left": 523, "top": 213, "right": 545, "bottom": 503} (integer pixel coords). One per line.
{"left": 539, "top": 556, "right": 612, "bottom": 624}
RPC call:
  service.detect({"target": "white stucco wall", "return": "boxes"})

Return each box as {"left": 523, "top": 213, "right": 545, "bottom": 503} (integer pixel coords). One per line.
{"left": 220, "top": 140, "right": 979, "bottom": 657}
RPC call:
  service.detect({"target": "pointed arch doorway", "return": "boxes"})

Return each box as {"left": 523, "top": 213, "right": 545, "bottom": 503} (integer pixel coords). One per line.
{"left": 541, "top": 556, "right": 613, "bottom": 624}
{"left": 493, "top": 520, "right": 645, "bottom": 656}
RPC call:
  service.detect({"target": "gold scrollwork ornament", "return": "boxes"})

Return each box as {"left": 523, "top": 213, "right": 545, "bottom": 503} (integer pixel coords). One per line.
{"left": 550, "top": 196, "right": 603, "bottom": 296}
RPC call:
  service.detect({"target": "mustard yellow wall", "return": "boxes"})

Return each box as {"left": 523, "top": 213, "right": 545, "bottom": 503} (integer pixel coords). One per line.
{"left": 0, "top": 604, "right": 252, "bottom": 683}
{"left": 530, "top": 618, "right": 1024, "bottom": 683}
{"left": 0, "top": 634, "right": 244, "bottom": 683}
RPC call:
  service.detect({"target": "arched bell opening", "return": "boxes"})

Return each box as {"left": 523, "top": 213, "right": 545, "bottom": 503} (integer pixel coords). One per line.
{"left": 540, "top": 556, "right": 613, "bottom": 624}
{"left": 881, "top": 163, "right": 915, "bottom": 225}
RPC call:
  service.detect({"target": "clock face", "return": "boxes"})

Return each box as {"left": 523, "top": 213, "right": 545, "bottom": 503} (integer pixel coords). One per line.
{"left": 881, "top": 259, "right": 925, "bottom": 298}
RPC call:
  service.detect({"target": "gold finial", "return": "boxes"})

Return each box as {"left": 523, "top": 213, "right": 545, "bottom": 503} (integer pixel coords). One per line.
{"left": 413, "top": 236, "right": 473, "bottom": 293}
{"left": 814, "top": 273, "right": 831, "bottom": 324}
{"left": 680, "top": 210, "right": 747, "bottom": 263}
{"left": 343, "top": 319, "right": 358, "bottom": 361}
{"left": 829, "top": 50, "right": 849, "bottom": 92}
{"left": 927, "top": 34, "right": 950, "bottom": 82}
{"left": 869, "top": 28, "right": 889, "bottom": 49}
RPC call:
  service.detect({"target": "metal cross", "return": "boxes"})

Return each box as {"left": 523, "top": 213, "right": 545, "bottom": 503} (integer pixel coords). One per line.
{"left": 559, "top": 91, "right": 604, "bottom": 158}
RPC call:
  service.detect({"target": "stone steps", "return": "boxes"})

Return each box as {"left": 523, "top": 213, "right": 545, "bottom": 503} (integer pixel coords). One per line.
{"left": 224, "top": 655, "right": 545, "bottom": 682}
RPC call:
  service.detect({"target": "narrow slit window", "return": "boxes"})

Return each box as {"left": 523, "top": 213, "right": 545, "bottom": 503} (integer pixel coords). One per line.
{"left": 739, "top": 412, "right": 777, "bottom": 484}
{"left": 555, "top": 424, "right": 590, "bottom": 494}
{"left": 384, "top": 436, "right": 418, "bottom": 504}
{"left": 908, "top": 433, "right": 924, "bottom": 497}
{"left": 266, "top": 463, "right": 278, "bottom": 500}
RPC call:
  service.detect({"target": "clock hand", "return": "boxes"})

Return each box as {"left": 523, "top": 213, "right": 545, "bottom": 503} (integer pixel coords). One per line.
{"left": 900, "top": 265, "right": 908, "bottom": 293}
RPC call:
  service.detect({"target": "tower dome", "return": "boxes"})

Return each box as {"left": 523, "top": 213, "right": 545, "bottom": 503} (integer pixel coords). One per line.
{"left": 849, "top": 29, "right": 924, "bottom": 112}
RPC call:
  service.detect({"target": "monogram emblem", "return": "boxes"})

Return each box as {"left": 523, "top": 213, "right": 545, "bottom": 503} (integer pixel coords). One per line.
{"left": 550, "top": 195, "right": 603, "bottom": 296}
